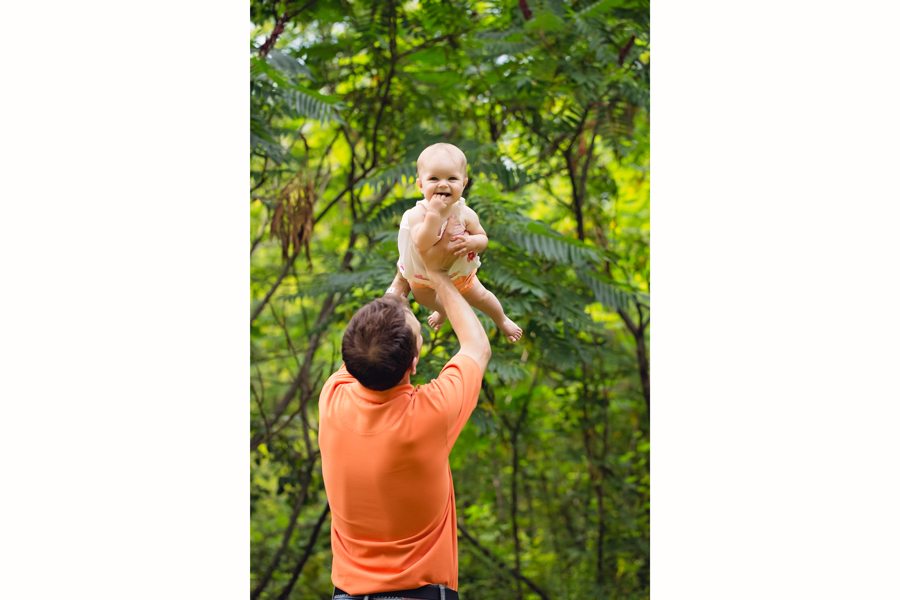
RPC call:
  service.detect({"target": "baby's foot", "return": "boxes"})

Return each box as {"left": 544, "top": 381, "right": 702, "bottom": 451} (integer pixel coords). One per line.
{"left": 499, "top": 317, "right": 523, "bottom": 343}
{"left": 427, "top": 310, "right": 446, "bottom": 330}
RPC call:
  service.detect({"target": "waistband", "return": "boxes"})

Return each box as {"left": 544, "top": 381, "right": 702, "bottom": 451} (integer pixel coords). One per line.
{"left": 333, "top": 584, "right": 458, "bottom": 600}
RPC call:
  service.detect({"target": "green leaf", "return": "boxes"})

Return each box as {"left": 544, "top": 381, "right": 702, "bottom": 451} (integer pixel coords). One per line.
{"left": 475, "top": 31, "right": 533, "bottom": 57}
{"left": 404, "top": 46, "right": 447, "bottom": 67}
{"left": 294, "top": 265, "right": 395, "bottom": 298}
{"left": 488, "top": 358, "right": 530, "bottom": 385}
{"left": 267, "top": 49, "right": 312, "bottom": 78}
{"left": 485, "top": 261, "right": 548, "bottom": 300}
{"left": 579, "top": 0, "right": 629, "bottom": 17}
{"left": 496, "top": 221, "right": 606, "bottom": 267}
{"left": 354, "top": 196, "right": 417, "bottom": 235}
{"left": 579, "top": 269, "right": 647, "bottom": 311}
{"left": 354, "top": 163, "right": 417, "bottom": 194}
{"left": 524, "top": 11, "right": 566, "bottom": 34}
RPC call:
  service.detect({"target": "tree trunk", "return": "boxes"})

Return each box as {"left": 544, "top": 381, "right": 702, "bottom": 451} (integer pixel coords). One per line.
{"left": 275, "top": 502, "right": 331, "bottom": 600}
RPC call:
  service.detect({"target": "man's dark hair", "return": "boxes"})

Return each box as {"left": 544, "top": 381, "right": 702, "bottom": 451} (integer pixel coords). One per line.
{"left": 342, "top": 295, "right": 416, "bottom": 391}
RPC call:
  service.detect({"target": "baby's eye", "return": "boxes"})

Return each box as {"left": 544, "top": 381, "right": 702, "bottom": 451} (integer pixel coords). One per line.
{"left": 428, "top": 177, "right": 437, "bottom": 181}
{"left": 449, "top": 177, "right": 458, "bottom": 181}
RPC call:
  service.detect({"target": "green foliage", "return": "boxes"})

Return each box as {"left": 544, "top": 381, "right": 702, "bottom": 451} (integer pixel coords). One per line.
{"left": 251, "top": 1, "right": 649, "bottom": 597}
{"left": 354, "top": 163, "right": 418, "bottom": 195}
{"left": 495, "top": 221, "right": 606, "bottom": 266}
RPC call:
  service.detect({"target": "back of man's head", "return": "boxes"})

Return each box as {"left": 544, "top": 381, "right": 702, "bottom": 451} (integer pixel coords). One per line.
{"left": 342, "top": 295, "right": 416, "bottom": 391}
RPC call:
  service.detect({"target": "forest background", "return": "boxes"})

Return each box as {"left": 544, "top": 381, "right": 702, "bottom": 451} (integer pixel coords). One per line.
{"left": 250, "top": 1, "right": 649, "bottom": 598}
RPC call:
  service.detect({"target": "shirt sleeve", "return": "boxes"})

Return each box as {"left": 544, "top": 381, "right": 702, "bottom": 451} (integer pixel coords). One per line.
{"left": 318, "top": 363, "right": 355, "bottom": 411}
{"left": 426, "top": 354, "right": 484, "bottom": 448}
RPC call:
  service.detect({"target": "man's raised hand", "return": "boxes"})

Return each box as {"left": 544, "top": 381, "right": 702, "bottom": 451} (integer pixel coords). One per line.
{"left": 419, "top": 214, "right": 461, "bottom": 274}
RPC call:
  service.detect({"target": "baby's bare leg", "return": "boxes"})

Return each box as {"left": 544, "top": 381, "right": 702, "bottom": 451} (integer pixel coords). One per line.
{"left": 410, "top": 285, "right": 447, "bottom": 330}
{"left": 462, "top": 276, "right": 523, "bottom": 342}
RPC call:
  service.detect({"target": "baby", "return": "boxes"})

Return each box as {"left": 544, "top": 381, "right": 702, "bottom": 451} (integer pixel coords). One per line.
{"left": 393, "top": 143, "right": 523, "bottom": 343}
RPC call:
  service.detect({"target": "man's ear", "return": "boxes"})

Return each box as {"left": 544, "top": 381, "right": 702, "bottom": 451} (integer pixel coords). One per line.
{"left": 410, "top": 355, "right": 419, "bottom": 376}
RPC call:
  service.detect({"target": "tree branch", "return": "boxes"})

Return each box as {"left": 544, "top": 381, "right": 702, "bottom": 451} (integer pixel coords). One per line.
{"left": 397, "top": 33, "right": 457, "bottom": 59}
{"left": 578, "top": 107, "right": 604, "bottom": 216}
{"left": 314, "top": 131, "right": 341, "bottom": 187}
{"left": 457, "top": 521, "right": 549, "bottom": 600}
{"left": 564, "top": 149, "right": 585, "bottom": 241}
{"left": 251, "top": 365, "right": 271, "bottom": 440}
{"left": 250, "top": 452, "right": 320, "bottom": 600}
{"left": 313, "top": 184, "right": 351, "bottom": 225}
{"left": 251, "top": 290, "right": 339, "bottom": 451}
{"left": 252, "top": 155, "right": 269, "bottom": 192}
{"left": 275, "top": 501, "right": 331, "bottom": 600}
{"left": 617, "top": 307, "right": 649, "bottom": 411}
{"left": 256, "top": 1, "right": 316, "bottom": 58}
{"left": 251, "top": 216, "right": 359, "bottom": 451}
{"left": 368, "top": 0, "right": 398, "bottom": 171}
{"left": 580, "top": 377, "right": 608, "bottom": 587}
{"left": 251, "top": 175, "right": 359, "bottom": 326}
{"left": 250, "top": 250, "right": 299, "bottom": 324}
{"left": 517, "top": 0, "right": 533, "bottom": 21}
{"left": 618, "top": 34, "right": 636, "bottom": 67}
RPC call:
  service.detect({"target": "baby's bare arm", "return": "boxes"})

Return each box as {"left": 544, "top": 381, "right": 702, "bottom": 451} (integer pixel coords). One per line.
{"left": 407, "top": 209, "right": 430, "bottom": 255}
{"left": 412, "top": 198, "right": 451, "bottom": 254}
{"left": 385, "top": 270, "right": 411, "bottom": 298}
{"left": 449, "top": 206, "right": 488, "bottom": 256}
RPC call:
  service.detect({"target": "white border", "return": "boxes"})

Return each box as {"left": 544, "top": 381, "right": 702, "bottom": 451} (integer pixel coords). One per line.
{"left": 652, "top": 1, "right": 900, "bottom": 597}
{"left": 2, "top": 2, "right": 249, "bottom": 598}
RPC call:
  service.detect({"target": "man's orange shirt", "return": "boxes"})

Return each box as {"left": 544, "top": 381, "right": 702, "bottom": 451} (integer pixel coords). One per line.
{"left": 318, "top": 354, "right": 483, "bottom": 594}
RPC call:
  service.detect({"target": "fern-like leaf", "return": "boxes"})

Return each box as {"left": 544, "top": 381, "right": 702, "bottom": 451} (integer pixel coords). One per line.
{"left": 496, "top": 221, "right": 606, "bottom": 266}
{"left": 354, "top": 163, "right": 417, "bottom": 194}
{"left": 488, "top": 358, "right": 530, "bottom": 385}
{"left": 285, "top": 88, "right": 343, "bottom": 123}
{"left": 474, "top": 30, "right": 533, "bottom": 57}
{"left": 354, "top": 197, "right": 417, "bottom": 235}
{"left": 267, "top": 49, "right": 311, "bottom": 78}
{"left": 250, "top": 113, "right": 287, "bottom": 162}
{"left": 485, "top": 261, "right": 548, "bottom": 300}
{"left": 295, "top": 265, "right": 395, "bottom": 298}
{"left": 470, "top": 159, "right": 533, "bottom": 191}
{"left": 579, "top": 270, "right": 648, "bottom": 312}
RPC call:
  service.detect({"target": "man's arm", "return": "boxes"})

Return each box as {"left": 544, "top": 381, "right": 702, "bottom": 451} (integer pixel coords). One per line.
{"left": 420, "top": 219, "right": 491, "bottom": 371}
{"left": 429, "top": 272, "right": 491, "bottom": 371}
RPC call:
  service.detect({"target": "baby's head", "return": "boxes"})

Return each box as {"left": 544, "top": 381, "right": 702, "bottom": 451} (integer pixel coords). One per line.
{"left": 416, "top": 143, "right": 468, "bottom": 205}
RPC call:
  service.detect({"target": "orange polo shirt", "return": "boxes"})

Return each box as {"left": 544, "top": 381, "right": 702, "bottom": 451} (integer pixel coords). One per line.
{"left": 318, "top": 353, "right": 483, "bottom": 594}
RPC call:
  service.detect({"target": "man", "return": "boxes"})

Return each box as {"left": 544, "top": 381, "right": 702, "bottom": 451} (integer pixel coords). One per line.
{"left": 318, "top": 214, "right": 491, "bottom": 600}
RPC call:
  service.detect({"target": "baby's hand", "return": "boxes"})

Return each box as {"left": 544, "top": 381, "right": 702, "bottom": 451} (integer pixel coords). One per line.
{"left": 426, "top": 194, "right": 452, "bottom": 216}
{"left": 449, "top": 231, "right": 478, "bottom": 257}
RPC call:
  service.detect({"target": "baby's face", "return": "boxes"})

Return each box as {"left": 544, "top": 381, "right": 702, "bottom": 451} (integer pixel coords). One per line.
{"left": 416, "top": 152, "right": 468, "bottom": 206}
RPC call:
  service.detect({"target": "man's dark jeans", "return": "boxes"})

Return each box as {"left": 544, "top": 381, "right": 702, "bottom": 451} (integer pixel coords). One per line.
{"left": 332, "top": 583, "right": 458, "bottom": 600}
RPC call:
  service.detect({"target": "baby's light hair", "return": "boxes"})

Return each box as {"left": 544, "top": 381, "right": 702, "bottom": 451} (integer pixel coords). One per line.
{"left": 416, "top": 143, "right": 468, "bottom": 176}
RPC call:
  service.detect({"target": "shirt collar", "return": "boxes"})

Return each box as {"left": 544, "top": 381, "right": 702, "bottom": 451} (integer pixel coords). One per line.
{"left": 351, "top": 381, "right": 415, "bottom": 404}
